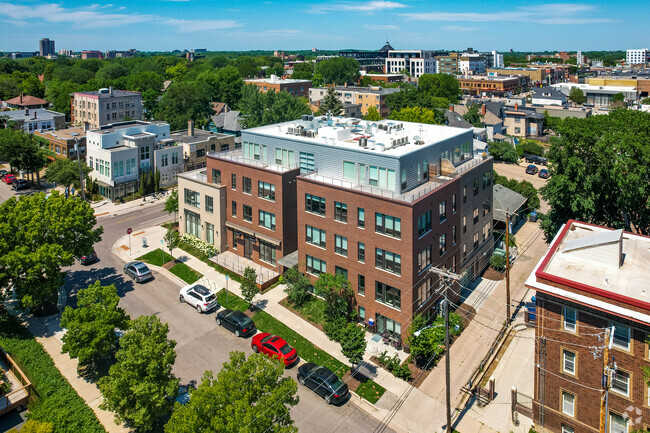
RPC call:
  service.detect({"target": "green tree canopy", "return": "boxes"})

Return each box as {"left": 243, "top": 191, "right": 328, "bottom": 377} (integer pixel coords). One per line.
{"left": 340, "top": 323, "right": 366, "bottom": 365}
{"left": 156, "top": 81, "right": 213, "bottom": 130}
{"left": 363, "top": 105, "right": 383, "bottom": 121}
{"left": 314, "top": 273, "right": 356, "bottom": 325}
{"left": 0, "top": 130, "right": 51, "bottom": 186}
{"left": 389, "top": 106, "right": 440, "bottom": 124}
{"left": 418, "top": 73, "right": 461, "bottom": 104}
{"left": 60, "top": 280, "right": 129, "bottom": 365}
{"left": 164, "top": 351, "right": 298, "bottom": 433}
{"left": 318, "top": 86, "right": 343, "bottom": 116}
{"left": 283, "top": 267, "right": 312, "bottom": 307}
{"left": 314, "top": 57, "right": 360, "bottom": 85}
{"left": 99, "top": 315, "right": 179, "bottom": 431}
{"left": 488, "top": 141, "right": 519, "bottom": 163}
{"left": 568, "top": 87, "right": 585, "bottom": 105}
{"left": 463, "top": 103, "right": 483, "bottom": 127}
{"left": 407, "top": 313, "right": 462, "bottom": 364}
{"left": 215, "top": 65, "right": 244, "bottom": 107}
{"left": 239, "top": 86, "right": 311, "bottom": 128}
{"left": 164, "top": 188, "right": 179, "bottom": 221}
{"left": 240, "top": 266, "right": 258, "bottom": 306}
{"left": 291, "top": 62, "right": 314, "bottom": 80}
{"left": 45, "top": 157, "right": 91, "bottom": 190}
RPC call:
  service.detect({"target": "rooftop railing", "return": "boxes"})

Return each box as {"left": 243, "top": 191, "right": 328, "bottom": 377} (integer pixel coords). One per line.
{"left": 208, "top": 149, "right": 299, "bottom": 173}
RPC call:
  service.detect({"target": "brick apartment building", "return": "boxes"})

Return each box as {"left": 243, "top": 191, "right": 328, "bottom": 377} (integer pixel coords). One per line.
{"left": 525, "top": 220, "right": 650, "bottom": 433}
{"left": 244, "top": 75, "right": 311, "bottom": 98}
{"left": 457, "top": 75, "right": 530, "bottom": 96}
{"left": 180, "top": 115, "right": 494, "bottom": 340}
{"left": 308, "top": 86, "right": 400, "bottom": 117}
{"left": 35, "top": 126, "right": 87, "bottom": 161}
{"left": 71, "top": 87, "right": 142, "bottom": 128}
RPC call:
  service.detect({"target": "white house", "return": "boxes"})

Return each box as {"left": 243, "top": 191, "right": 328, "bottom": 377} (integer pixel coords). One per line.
{"left": 531, "top": 86, "right": 567, "bottom": 106}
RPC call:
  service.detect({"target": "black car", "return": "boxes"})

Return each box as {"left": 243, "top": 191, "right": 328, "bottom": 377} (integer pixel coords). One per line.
{"left": 297, "top": 363, "right": 349, "bottom": 405}
{"left": 12, "top": 178, "right": 29, "bottom": 190}
{"left": 78, "top": 251, "right": 98, "bottom": 265}
{"left": 216, "top": 309, "right": 256, "bottom": 337}
{"left": 524, "top": 154, "right": 548, "bottom": 165}
{"left": 525, "top": 164, "right": 539, "bottom": 175}
{"left": 538, "top": 168, "right": 550, "bottom": 179}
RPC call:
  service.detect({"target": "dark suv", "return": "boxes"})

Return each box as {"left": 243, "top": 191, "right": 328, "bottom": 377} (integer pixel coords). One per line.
{"left": 12, "top": 178, "right": 29, "bottom": 190}
{"left": 524, "top": 154, "right": 548, "bottom": 165}
{"left": 297, "top": 363, "right": 350, "bottom": 405}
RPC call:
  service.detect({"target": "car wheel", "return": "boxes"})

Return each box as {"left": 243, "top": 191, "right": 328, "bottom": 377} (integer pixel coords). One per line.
{"left": 235, "top": 330, "right": 240, "bottom": 337}
{"left": 252, "top": 345, "right": 259, "bottom": 353}
{"left": 298, "top": 376, "right": 306, "bottom": 386}
{"left": 179, "top": 295, "right": 185, "bottom": 303}
{"left": 196, "top": 305, "right": 202, "bottom": 314}
{"left": 324, "top": 394, "right": 331, "bottom": 404}
{"left": 216, "top": 318, "right": 222, "bottom": 326}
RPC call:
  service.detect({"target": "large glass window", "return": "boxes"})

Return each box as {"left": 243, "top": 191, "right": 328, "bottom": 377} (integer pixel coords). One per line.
{"left": 259, "top": 241, "right": 276, "bottom": 265}
{"left": 206, "top": 222, "right": 214, "bottom": 245}
{"left": 205, "top": 195, "right": 213, "bottom": 214}
{"left": 259, "top": 210, "right": 276, "bottom": 231}
{"left": 184, "top": 188, "right": 200, "bottom": 208}
{"left": 306, "top": 255, "right": 326, "bottom": 275}
{"left": 243, "top": 177, "right": 252, "bottom": 194}
{"left": 258, "top": 181, "right": 275, "bottom": 201}
{"left": 376, "top": 313, "right": 401, "bottom": 336}
{"left": 368, "top": 166, "right": 396, "bottom": 190}
{"left": 335, "top": 266, "right": 348, "bottom": 280}
{"left": 243, "top": 205, "right": 252, "bottom": 222}
{"left": 343, "top": 161, "right": 355, "bottom": 180}
{"left": 305, "top": 194, "right": 325, "bottom": 216}
{"left": 418, "top": 246, "right": 431, "bottom": 273}
{"left": 376, "top": 282, "right": 401, "bottom": 309}
{"left": 275, "top": 148, "right": 294, "bottom": 166}
{"left": 184, "top": 210, "right": 201, "bottom": 238}
{"left": 231, "top": 174, "right": 236, "bottom": 190}
{"left": 376, "top": 213, "right": 401, "bottom": 238}
{"left": 212, "top": 169, "right": 221, "bottom": 184}
{"left": 334, "top": 202, "right": 347, "bottom": 223}
{"left": 335, "top": 235, "right": 348, "bottom": 256}
{"left": 300, "top": 151, "right": 315, "bottom": 172}
{"left": 418, "top": 211, "right": 431, "bottom": 236}
{"left": 306, "top": 225, "right": 326, "bottom": 248}
{"left": 375, "top": 248, "right": 401, "bottom": 275}
{"left": 439, "top": 201, "right": 447, "bottom": 222}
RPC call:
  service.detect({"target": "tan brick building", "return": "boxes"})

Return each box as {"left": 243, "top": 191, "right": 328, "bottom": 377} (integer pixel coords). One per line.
{"left": 35, "top": 126, "right": 87, "bottom": 161}
{"left": 71, "top": 88, "right": 142, "bottom": 128}
{"left": 457, "top": 75, "right": 530, "bottom": 96}
{"left": 309, "top": 85, "right": 400, "bottom": 117}
{"left": 244, "top": 75, "right": 311, "bottom": 98}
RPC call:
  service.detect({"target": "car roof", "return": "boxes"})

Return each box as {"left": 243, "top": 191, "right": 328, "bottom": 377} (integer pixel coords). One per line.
{"left": 192, "top": 284, "right": 210, "bottom": 295}
{"left": 269, "top": 336, "right": 288, "bottom": 348}
{"left": 133, "top": 262, "right": 149, "bottom": 270}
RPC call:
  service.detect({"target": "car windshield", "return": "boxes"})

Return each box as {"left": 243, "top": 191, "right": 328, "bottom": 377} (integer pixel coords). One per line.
{"left": 134, "top": 264, "right": 149, "bottom": 272}
{"left": 279, "top": 343, "right": 293, "bottom": 355}
{"left": 240, "top": 317, "right": 253, "bottom": 328}
{"left": 261, "top": 335, "right": 273, "bottom": 343}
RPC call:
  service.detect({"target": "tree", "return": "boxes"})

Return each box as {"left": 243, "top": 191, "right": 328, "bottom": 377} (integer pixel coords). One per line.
{"left": 494, "top": 171, "right": 541, "bottom": 210}
{"left": 641, "top": 97, "right": 650, "bottom": 105}
{"left": 156, "top": 81, "right": 213, "bottom": 130}
{"left": 0, "top": 130, "right": 51, "bottom": 187}
{"left": 314, "top": 273, "right": 356, "bottom": 326}
{"left": 215, "top": 65, "right": 244, "bottom": 108}
{"left": 239, "top": 86, "right": 311, "bottom": 128}
{"left": 389, "top": 106, "right": 440, "bottom": 124}
{"left": 60, "top": 281, "right": 129, "bottom": 366}
{"left": 165, "top": 62, "right": 187, "bottom": 80}
{"left": 516, "top": 139, "right": 545, "bottom": 157}
{"left": 154, "top": 169, "right": 161, "bottom": 192}
{"left": 291, "top": 62, "right": 314, "bottom": 80}
{"left": 540, "top": 110, "right": 650, "bottom": 239}
{"left": 165, "top": 189, "right": 179, "bottom": 221}
{"left": 418, "top": 73, "right": 461, "bottom": 104}
{"left": 463, "top": 103, "right": 483, "bottom": 127}
{"left": 314, "top": 57, "right": 360, "bottom": 85}
{"left": 20, "top": 75, "right": 46, "bottom": 98}
{"left": 489, "top": 253, "right": 506, "bottom": 271}
{"left": 147, "top": 170, "right": 155, "bottom": 194}
{"left": 98, "top": 315, "right": 179, "bottom": 431}
{"left": 363, "top": 105, "right": 383, "bottom": 121}
{"left": 240, "top": 267, "right": 258, "bottom": 307}
{"left": 318, "top": 86, "right": 343, "bottom": 116}
{"left": 407, "top": 313, "right": 462, "bottom": 365}
{"left": 45, "top": 158, "right": 91, "bottom": 190}
{"left": 568, "top": 87, "right": 585, "bottom": 105}
{"left": 612, "top": 92, "right": 625, "bottom": 103}
{"left": 164, "top": 227, "right": 180, "bottom": 259}
{"left": 283, "top": 267, "right": 311, "bottom": 307}
{"left": 8, "top": 420, "right": 54, "bottom": 433}
{"left": 138, "top": 172, "right": 146, "bottom": 197}
{"left": 142, "top": 89, "right": 159, "bottom": 119}
{"left": 0, "top": 192, "right": 102, "bottom": 310}
{"left": 488, "top": 141, "right": 519, "bottom": 163}
{"left": 164, "top": 351, "right": 298, "bottom": 433}
{"left": 339, "top": 323, "right": 366, "bottom": 366}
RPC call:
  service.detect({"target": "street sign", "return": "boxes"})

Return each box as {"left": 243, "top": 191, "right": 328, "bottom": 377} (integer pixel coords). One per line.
{"left": 126, "top": 228, "right": 132, "bottom": 235}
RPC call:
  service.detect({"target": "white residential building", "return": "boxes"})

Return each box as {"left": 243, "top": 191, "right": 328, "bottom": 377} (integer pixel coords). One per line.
{"left": 492, "top": 51, "right": 504, "bottom": 69}
{"left": 459, "top": 54, "right": 486, "bottom": 75}
{"left": 385, "top": 50, "right": 436, "bottom": 78}
{"left": 626, "top": 49, "right": 649, "bottom": 66}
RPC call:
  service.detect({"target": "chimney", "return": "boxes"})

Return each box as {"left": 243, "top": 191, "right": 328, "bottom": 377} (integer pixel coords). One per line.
{"left": 32, "top": 111, "right": 37, "bottom": 120}
{"left": 188, "top": 120, "right": 195, "bottom": 137}
{"left": 449, "top": 104, "right": 454, "bottom": 112}
{"left": 109, "top": 86, "right": 113, "bottom": 95}
{"left": 482, "top": 104, "right": 486, "bottom": 116}
{"left": 20, "top": 94, "right": 23, "bottom": 103}
{"left": 515, "top": 102, "right": 519, "bottom": 111}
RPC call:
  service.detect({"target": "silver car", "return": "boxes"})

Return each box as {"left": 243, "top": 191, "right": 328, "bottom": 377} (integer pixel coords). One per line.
{"left": 179, "top": 284, "right": 219, "bottom": 313}
{"left": 123, "top": 261, "right": 153, "bottom": 283}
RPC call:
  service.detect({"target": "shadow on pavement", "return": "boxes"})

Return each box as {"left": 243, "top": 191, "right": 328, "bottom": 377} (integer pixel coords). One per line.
{"left": 65, "top": 266, "right": 135, "bottom": 308}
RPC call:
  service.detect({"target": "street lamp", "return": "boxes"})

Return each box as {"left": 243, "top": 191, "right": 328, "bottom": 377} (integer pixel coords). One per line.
{"left": 70, "top": 132, "right": 85, "bottom": 201}
{"left": 413, "top": 322, "right": 460, "bottom": 337}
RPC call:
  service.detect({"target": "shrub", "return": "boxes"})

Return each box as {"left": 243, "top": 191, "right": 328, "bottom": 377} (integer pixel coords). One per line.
{"left": 283, "top": 268, "right": 312, "bottom": 307}
{"left": 180, "top": 234, "right": 218, "bottom": 258}
{"left": 488, "top": 141, "right": 519, "bottom": 163}
{"left": 490, "top": 253, "right": 506, "bottom": 271}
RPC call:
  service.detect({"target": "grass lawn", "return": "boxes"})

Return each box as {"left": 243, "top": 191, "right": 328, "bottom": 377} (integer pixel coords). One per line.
{"left": 136, "top": 248, "right": 173, "bottom": 267}
{"left": 216, "top": 289, "right": 250, "bottom": 312}
{"left": 169, "top": 262, "right": 203, "bottom": 284}
{"left": 355, "top": 380, "right": 386, "bottom": 404}
{"left": 288, "top": 297, "right": 327, "bottom": 326}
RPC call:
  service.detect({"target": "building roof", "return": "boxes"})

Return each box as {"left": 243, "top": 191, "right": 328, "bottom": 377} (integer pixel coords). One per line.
{"left": 2, "top": 108, "right": 64, "bottom": 121}
{"left": 493, "top": 184, "right": 527, "bottom": 222}
{"left": 89, "top": 120, "right": 166, "bottom": 134}
{"left": 245, "top": 75, "right": 311, "bottom": 85}
{"left": 380, "top": 41, "right": 394, "bottom": 52}
{"left": 532, "top": 86, "right": 566, "bottom": 100}
{"left": 331, "top": 86, "right": 400, "bottom": 96}
{"left": 36, "top": 126, "right": 86, "bottom": 141}
{"left": 453, "top": 103, "right": 503, "bottom": 125}
{"left": 6, "top": 95, "right": 49, "bottom": 107}
{"left": 444, "top": 110, "right": 473, "bottom": 129}
{"left": 211, "top": 102, "right": 229, "bottom": 115}
{"left": 73, "top": 89, "right": 141, "bottom": 99}
{"left": 170, "top": 128, "right": 230, "bottom": 144}
{"left": 211, "top": 111, "right": 242, "bottom": 132}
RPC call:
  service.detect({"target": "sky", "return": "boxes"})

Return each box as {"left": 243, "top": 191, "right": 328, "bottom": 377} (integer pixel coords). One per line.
{"left": 0, "top": 0, "right": 648, "bottom": 53}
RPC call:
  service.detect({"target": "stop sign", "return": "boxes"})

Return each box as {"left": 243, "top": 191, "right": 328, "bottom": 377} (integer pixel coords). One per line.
{"left": 126, "top": 228, "right": 132, "bottom": 235}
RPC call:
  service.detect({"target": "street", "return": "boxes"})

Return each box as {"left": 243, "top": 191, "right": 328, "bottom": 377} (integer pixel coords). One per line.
{"left": 62, "top": 202, "right": 391, "bottom": 433}
{"left": 493, "top": 161, "right": 550, "bottom": 213}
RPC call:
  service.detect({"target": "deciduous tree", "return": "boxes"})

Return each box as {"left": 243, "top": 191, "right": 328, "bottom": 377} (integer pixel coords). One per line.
{"left": 283, "top": 267, "right": 311, "bottom": 307}
{"left": 239, "top": 86, "right": 311, "bottom": 128}
{"left": 339, "top": 323, "right": 366, "bottom": 366}
{"left": 389, "top": 106, "right": 440, "bottom": 124}
{"left": 363, "top": 105, "right": 383, "bottom": 121}
{"left": 291, "top": 62, "right": 314, "bottom": 80}
{"left": 164, "top": 189, "right": 179, "bottom": 221}
{"left": 164, "top": 227, "right": 180, "bottom": 259}
{"left": 568, "top": 87, "right": 585, "bottom": 105}
{"left": 45, "top": 158, "right": 91, "bottom": 190}
{"left": 240, "top": 267, "right": 258, "bottom": 307}
{"left": 314, "top": 57, "right": 360, "bottom": 85}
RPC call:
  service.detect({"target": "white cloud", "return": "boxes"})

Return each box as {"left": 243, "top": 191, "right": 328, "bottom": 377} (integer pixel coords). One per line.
{"left": 443, "top": 25, "right": 479, "bottom": 32}
{"left": 401, "top": 3, "right": 615, "bottom": 25}
{"left": 309, "top": 1, "right": 407, "bottom": 14}
{"left": 0, "top": 3, "right": 156, "bottom": 27}
{"left": 364, "top": 24, "right": 399, "bottom": 30}
{"left": 165, "top": 18, "right": 241, "bottom": 33}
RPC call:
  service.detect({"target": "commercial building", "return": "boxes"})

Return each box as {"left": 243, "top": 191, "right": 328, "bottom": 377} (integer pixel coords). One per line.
{"left": 531, "top": 86, "right": 567, "bottom": 106}
{"left": 81, "top": 50, "right": 103, "bottom": 59}
{"left": 587, "top": 77, "right": 650, "bottom": 98}
{"left": 309, "top": 86, "right": 400, "bottom": 117}
{"left": 71, "top": 88, "right": 143, "bottom": 128}
{"left": 2, "top": 108, "right": 65, "bottom": 134}
{"left": 386, "top": 50, "right": 437, "bottom": 78}
{"left": 35, "top": 126, "right": 87, "bottom": 161}
{"left": 487, "top": 67, "right": 564, "bottom": 85}
{"left": 244, "top": 75, "right": 312, "bottom": 98}
{"left": 525, "top": 220, "right": 650, "bottom": 433}
{"left": 339, "top": 41, "right": 394, "bottom": 73}
{"left": 626, "top": 49, "right": 649, "bottom": 66}
{"left": 191, "top": 115, "right": 494, "bottom": 340}
{"left": 5, "top": 94, "right": 49, "bottom": 109}
{"left": 459, "top": 54, "right": 486, "bottom": 75}
{"left": 39, "top": 38, "right": 55, "bottom": 57}
{"left": 458, "top": 75, "right": 529, "bottom": 97}
{"left": 436, "top": 53, "right": 460, "bottom": 75}
{"left": 551, "top": 83, "right": 638, "bottom": 106}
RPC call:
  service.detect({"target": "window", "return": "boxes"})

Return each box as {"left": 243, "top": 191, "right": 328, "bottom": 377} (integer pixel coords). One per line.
{"left": 300, "top": 151, "right": 315, "bottom": 172}
{"left": 562, "top": 392, "right": 575, "bottom": 417}
{"left": 416, "top": 278, "right": 433, "bottom": 308}
{"left": 114, "top": 160, "right": 124, "bottom": 178}
{"left": 463, "top": 215, "right": 467, "bottom": 233}
{"left": 161, "top": 153, "right": 168, "bottom": 167}
{"left": 305, "top": 194, "right": 325, "bottom": 216}
{"left": 243, "top": 205, "right": 252, "bottom": 222}
{"left": 483, "top": 199, "right": 491, "bottom": 216}
{"left": 172, "top": 151, "right": 179, "bottom": 165}
{"left": 439, "top": 201, "right": 446, "bottom": 222}
{"left": 358, "top": 242, "right": 365, "bottom": 262}
{"left": 613, "top": 324, "right": 630, "bottom": 351}
{"left": 561, "top": 424, "right": 575, "bottom": 433}
{"left": 609, "top": 413, "right": 627, "bottom": 433}
{"left": 212, "top": 169, "right": 221, "bottom": 184}
{"left": 259, "top": 241, "right": 276, "bottom": 265}
{"left": 452, "top": 194, "right": 457, "bottom": 213}
{"left": 232, "top": 201, "right": 237, "bottom": 217}
{"left": 368, "top": 165, "right": 396, "bottom": 190}
{"left": 473, "top": 208, "right": 479, "bottom": 224}
{"left": 243, "top": 177, "right": 252, "bottom": 194}
{"left": 483, "top": 171, "right": 491, "bottom": 189}
{"left": 418, "top": 246, "right": 431, "bottom": 273}
{"left": 206, "top": 222, "right": 214, "bottom": 245}
{"left": 401, "top": 168, "right": 407, "bottom": 190}
{"left": 184, "top": 210, "right": 201, "bottom": 238}
{"left": 306, "top": 226, "right": 326, "bottom": 248}
{"left": 358, "top": 208, "right": 365, "bottom": 228}
{"left": 358, "top": 275, "right": 365, "bottom": 295}
{"left": 334, "top": 202, "right": 347, "bottom": 223}
{"left": 231, "top": 174, "right": 236, "bottom": 190}
{"left": 205, "top": 195, "right": 213, "bottom": 214}
{"left": 563, "top": 307, "right": 576, "bottom": 332}
{"left": 473, "top": 178, "right": 479, "bottom": 195}
{"left": 335, "top": 235, "right": 348, "bottom": 256}
{"left": 452, "top": 226, "right": 457, "bottom": 245}
{"left": 483, "top": 222, "right": 491, "bottom": 241}
{"left": 196, "top": 149, "right": 206, "bottom": 158}
{"left": 258, "top": 182, "right": 275, "bottom": 201}
{"left": 140, "top": 145, "right": 150, "bottom": 161}
{"left": 463, "top": 185, "right": 467, "bottom": 203}
{"left": 343, "top": 161, "right": 355, "bottom": 180}
{"left": 232, "top": 231, "right": 238, "bottom": 249}
{"left": 306, "top": 255, "right": 326, "bottom": 275}
{"left": 243, "top": 142, "right": 263, "bottom": 160}
{"left": 335, "top": 266, "right": 348, "bottom": 280}
{"left": 275, "top": 148, "right": 294, "bottom": 166}
{"left": 376, "top": 282, "right": 401, "bottom": 309}
{"left": 359, "top": 305, "right": 365, "bottom": 320}
{"left": 376, "top": 213, "right": 401, "bottom": 238}
{"left": 184, "top": 188, "right": 200, "bottom": 208}
{"left": 418, "top": 211, "right": 431, "bottom": 236}
{"left": 563, "top": 350, "right": 575, "bottom": 375}
{"left": 473, "top": 233, "right": 479, "bottom": 249}
{"left": 259, "top": 210, "right": 276, "bottom": 231}
{"left": 422, "top": 160, "right": 429, "bottom": 180}
{"left": 375, "top": 248, "right": 401, "bottom": 275}
{"left": 462, "top": 243, "right": 467, "bottom": 260}
{"left": 611, "top": 370, "right": 630, "bottom": 396}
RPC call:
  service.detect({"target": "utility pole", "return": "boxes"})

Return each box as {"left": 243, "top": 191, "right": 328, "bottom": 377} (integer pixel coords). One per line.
{"left": 429, "top": 267, "right": 462, "bottom": 433}
{"left": 600, "top": 326, "right": 614, "bottom": 433}
{"left": 505, "top": 209, "right": 511, "bottom": 325}
{"left": 71, "top": 133, "right": 85, "bottom": 201}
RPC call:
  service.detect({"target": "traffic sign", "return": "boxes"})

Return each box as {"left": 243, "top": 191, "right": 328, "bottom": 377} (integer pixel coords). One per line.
{"left": 126, "top": 228, "right": 132, "bottom": 235}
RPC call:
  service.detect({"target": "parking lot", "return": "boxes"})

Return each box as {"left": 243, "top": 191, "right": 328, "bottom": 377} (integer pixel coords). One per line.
{"left": 493, "top": 161, "right": 550, "bottom": 213}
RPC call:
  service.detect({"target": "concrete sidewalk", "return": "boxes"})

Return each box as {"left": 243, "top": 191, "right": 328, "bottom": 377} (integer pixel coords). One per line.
{"left": 91, "top": 189, "right": 172, "bottom": 217}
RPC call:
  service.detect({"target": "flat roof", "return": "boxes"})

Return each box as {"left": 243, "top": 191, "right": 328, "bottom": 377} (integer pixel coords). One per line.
{"left": 2, "top": 108, "right": 64, "bottom": 120}
{"left": 170, "top": 129, "right": 230, "bottom": 144}
{"left": 245, "top": 116, "right": 470, "bottom": 158}
{"left": 457, "top": 75, "right": 521, "bottom": 82}
{"left": 37, "top": 126, "right": 86, "bottom": 140}
{"left": 245, "top": 76, "right": 311, "bottom": 85}
{"left": 74, "top": 89, "right": 140, "bottom": 98}
{"left": 90, "top": 120, "right": 167, "bottom": 134}
{"left": 321, "top": 86, "right": 400, "bottom": 95}
{"left": 535, "top": 220, "right": 649, "bottom": 308}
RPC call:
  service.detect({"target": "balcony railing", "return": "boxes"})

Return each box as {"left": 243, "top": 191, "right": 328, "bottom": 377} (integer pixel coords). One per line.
{"left": 208, "top": 149, "right": 299, "bottom": 173}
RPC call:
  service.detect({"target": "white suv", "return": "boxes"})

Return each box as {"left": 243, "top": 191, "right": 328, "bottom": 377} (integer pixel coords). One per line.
{"left": 179, "top": 284, "right": 219, "bottom": 313}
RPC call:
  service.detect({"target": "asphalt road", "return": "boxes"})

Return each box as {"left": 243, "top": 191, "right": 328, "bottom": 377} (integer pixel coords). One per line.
{"left": 61, "top": 203, "right": 391, "bottom": 433}
{"left": 493, "top": 161, "right": 550, "bottom": 213}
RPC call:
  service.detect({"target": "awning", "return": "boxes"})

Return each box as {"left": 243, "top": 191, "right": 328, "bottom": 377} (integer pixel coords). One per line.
{"left": 225, "top": 221, "right": 281, "bottom": 247}
{"left": 277, "top": 250, "right": 298, "bottom": 268}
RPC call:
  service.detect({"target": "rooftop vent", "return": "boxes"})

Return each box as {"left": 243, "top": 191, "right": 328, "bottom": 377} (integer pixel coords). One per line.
{"left": 563, "top": 227, "right": 624, "bottom": 268}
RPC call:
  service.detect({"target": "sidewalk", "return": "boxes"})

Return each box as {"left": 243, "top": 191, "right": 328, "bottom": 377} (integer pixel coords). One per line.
{"left": 91, "top": 190, "right": 172, "bottom": 217}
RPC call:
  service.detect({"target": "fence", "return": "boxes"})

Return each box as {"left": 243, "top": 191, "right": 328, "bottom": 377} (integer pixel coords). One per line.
{"left": 511, "top": 387, "right": 534, "bottom": 421}
{"left": 210, "top": 254, "right": 279, "bottom": 285}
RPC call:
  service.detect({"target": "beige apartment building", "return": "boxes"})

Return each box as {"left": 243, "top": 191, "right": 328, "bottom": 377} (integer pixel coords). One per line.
{"left": 71, "top": 87, "right": 142, "bottom": 128}
{"left": 308, "top": 85, "right": 399, "bottom": 117}
{"left": 169, "top": 121, "right": 236, "bottom": 172}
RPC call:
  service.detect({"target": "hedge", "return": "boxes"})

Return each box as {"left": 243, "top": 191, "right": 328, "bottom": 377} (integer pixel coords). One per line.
{"left": 0, "top": 312, "right": 106, "bottom": 433}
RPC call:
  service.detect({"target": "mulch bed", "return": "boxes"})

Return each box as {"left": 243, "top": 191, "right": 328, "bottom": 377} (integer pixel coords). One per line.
{"left": 162, "top": 261, "right": 176, "bottom": 270}
{"left": 342, "top": 369, "right": 362, "bottom": 392}
{"left": 482, "top": 267, "right": 505, "bottom": 280}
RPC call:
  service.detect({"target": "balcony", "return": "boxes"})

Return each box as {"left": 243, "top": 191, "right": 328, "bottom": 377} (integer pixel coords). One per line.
{"left": 0, "top": 346, "right": 31, "bottom": 416}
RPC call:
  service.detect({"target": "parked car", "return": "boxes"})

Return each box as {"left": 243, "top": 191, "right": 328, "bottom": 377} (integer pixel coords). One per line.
{"left": 538, "top": 169, "right": 550, "bottom": 179}
{"left": 216, "top": 309, "right": 256, "bottom": 337}
{"left": 123, "top": 261, "right": 153, "bottom": 283}
{"left": 0, "top": 169, "right": 8, "bottom": 178}
{"left": 251, "top": 333, "right": 298, "bottom": 367}
{"left": 524, "top": 154, "right": 548, "bottom": 165}
{"left": 179, "top": 283, "right": 218, "bottom": 313}
{"left": 2, "top": 174, "right": 16, "bottom": 184}
{"left": 525, "top": 165, "right": 539, "bottom": 175}
{"left": 77, "top": 251, "right": 98, "bottom": 265}
{"left": 297, "top": 363, "right": 350, "bottom": 405}
{"left": 12, "top": 179, "right": 28, "bottom": 190}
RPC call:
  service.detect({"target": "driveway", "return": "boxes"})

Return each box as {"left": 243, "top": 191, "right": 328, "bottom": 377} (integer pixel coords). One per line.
{"left": 493, "top": 161, "right": 550, "bottom": 213}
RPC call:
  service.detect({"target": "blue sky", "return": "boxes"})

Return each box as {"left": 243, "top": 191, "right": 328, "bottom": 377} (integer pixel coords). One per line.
{"left": 0, "top": 0, "right": 648, "bottom": 52}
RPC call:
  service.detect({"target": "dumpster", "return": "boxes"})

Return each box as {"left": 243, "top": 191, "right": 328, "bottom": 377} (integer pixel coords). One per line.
{"left": 529, "top": 211, "right": 538, "bottom": 222}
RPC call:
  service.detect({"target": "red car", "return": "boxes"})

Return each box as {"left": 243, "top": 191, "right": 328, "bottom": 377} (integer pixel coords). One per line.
{"left": 2, "top": 174, "right": 16, "bottom": 184}
{"left": 251, "top": 333, "right": 298, "bottom": 366}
